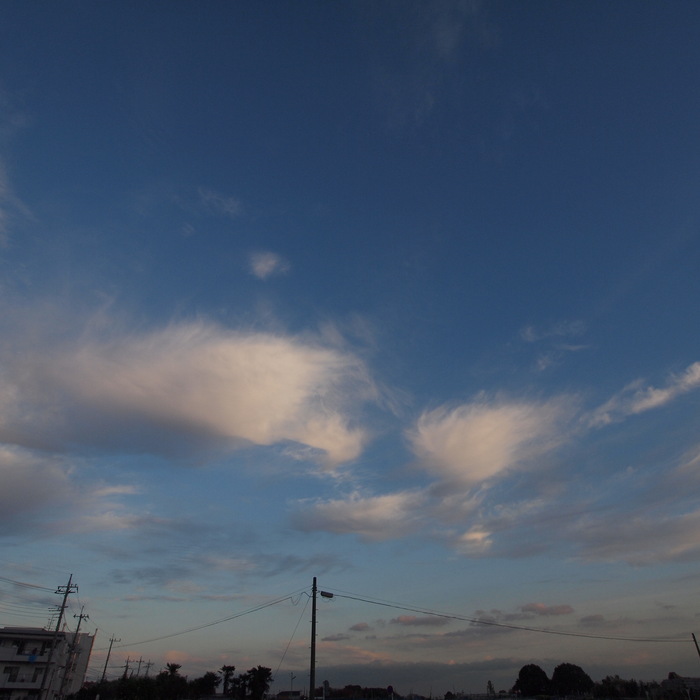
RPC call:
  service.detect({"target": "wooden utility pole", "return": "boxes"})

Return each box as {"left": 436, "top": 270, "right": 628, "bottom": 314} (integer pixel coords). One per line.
{"left": 40, "top": 575, "right": 78, "bottom": 700}
{"left": 58, "top": 607, "right": 89, "bottom": 699}
{"left": 100, "top": 636, "right": 120, "bottom": 683}
{"left": 309, "top": 577, "right": 317, "bottom": 700}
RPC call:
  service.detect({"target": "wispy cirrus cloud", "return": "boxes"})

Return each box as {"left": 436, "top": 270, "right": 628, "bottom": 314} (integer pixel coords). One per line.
{"left": 520, "top": 320, "right": 589, "bottom": 371}
{"left": 369, "top": 1, "right": 496, "bottom": 131}
{"left": 0, "top": 159, "right": 33, "bottom": 248}
{"left": 198, "top": 187, "right": 242, "bottom": 218}
{"left": 249, "top": 250, "right": 290, "bottom": 280}
{"left": 573, "top": 509, "right": 700, "bottom": 566}
{"left": 589, "top": 361, "right": 700, "bottom": 427}
{"left": 520, "top": 320, "right": 587, "bottom": 343}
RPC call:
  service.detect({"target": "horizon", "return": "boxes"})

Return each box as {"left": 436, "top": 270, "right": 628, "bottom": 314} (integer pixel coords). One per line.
{"left": 1, "top": 2, "right": 700, "bottom": 698}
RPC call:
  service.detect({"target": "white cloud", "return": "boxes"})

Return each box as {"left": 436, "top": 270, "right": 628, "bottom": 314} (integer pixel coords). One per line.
{"left": 589, "top": 361, "right": 700, "bottom": 427}
{"left": 292, "top": 490, "right": 425, "bottom": 541}
{"left": 674, "top": 444, "right": 700, "bottom": 478}
{"left": 198, "top": 187, "right": 241, "bottom": 218}
{"left": 455, "top": 526, "right": 493, "bottom": 555}
{"left": 0, "top": 446, "right": 138, "bottom": 537}
{"left": 0, "top": 319, "right": 377, "bottom": 466}
{"left": 519, "top": 321, "right": 589, "bottom": 372}
{"left": 520, "top": 320, "right": 586, "bottom": 343}
{"left": 249, "top": 251, "right": 290, "bottom": 280}
{"left": 408, "top": 397, "right": 572, "bottom": 486}
{"left": 292, "top": 395, "right": 574, "bottom": 546}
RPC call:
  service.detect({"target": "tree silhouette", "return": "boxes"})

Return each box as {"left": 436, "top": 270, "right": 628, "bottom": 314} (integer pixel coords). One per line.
{"left": 513, "top": 664, "right": 551, "bottom": 696}
{"left": 156, "top": 665, "right": 188, "bottom": 700}
{"left": 231, "top": 672, "right": 248, "bottom": 700}
{"left": 189, "top": 671, "right": 221, "bottom": 699}
{"left": 220, "top": 665, "right": 237, "bottom": 696}
{"left": 246, "top": 666, "right": 273, "bottom": 700}
{"left": 551, "top": 663, "right": 593, "bottom": 696}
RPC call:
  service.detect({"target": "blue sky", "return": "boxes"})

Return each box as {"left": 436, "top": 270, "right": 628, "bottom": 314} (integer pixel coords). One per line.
{"left": 1, "top": 1, "right": 700, "bottom": 695}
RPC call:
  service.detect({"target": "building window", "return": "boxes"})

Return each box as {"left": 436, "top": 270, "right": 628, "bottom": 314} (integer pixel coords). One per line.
{"left": 4, "top": 666, "right": 20, "bottom": 682}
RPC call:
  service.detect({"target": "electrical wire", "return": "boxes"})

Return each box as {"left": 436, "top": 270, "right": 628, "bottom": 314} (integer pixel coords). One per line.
{"left": 0, "top": 575, "right": 55, "bottom": 592}
{"left": 322, "top": 589, "right": 690, "bottom": 644}
{"left": 275, "top": 592, "right": 311, "bottom": 675}
{"left": 108, "top": 587, "right": 310, "bottom": 650}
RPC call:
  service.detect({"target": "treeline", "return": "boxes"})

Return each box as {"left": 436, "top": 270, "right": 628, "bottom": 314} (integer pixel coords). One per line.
{"left": 317, "top": 685, "right": 396, "bottom": 699}
{"left": 508, "top": 663, "right": 667, "bottom": 698}
{"left": 73, "top": 663, "right": 272, "bottom": 700}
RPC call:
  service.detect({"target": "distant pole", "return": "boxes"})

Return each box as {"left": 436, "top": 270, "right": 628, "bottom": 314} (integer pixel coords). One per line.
{"left": 101, "top": 636, "right": 120, "bottom": 683}
{"left": 693, "top": 633, "right": 700, "bottom": 662}
{"left": 309, "top": 577, "right": 317, "bottom": 700}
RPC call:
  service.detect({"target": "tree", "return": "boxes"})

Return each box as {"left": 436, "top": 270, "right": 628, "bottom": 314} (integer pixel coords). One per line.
{"left": 487, "top": 681, "right": 496, "bottom": 697}
{"left": 156, "top": 665, "right": 188, "bottom": 700}
{"left": 594, "top": 676, "right": 642, "bottom": 699}
{"left": 551, "top": 664, "right": 593, "bottom": 696}
{"left": 189, "top": 671, "right": 221, "bottom": 699}
{"left": 513, "top": 664, "right": 551, "bottom": 697}
{"left": 220, "top": 665, "right": 237, "bottom": 696}
{"left": 246, "top": 666, "right": 273, "bottom": 700}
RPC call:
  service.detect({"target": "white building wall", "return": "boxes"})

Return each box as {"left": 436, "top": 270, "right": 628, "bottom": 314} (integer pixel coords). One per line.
{"left": 0, "top": 627, "right": 94, "bottom": 700}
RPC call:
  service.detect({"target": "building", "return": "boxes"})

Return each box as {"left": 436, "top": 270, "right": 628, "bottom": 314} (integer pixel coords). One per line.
{"left": 0, "top": 627, "right": 95, "bottom": 700}
{"left": 661, "top": 673, "right": 700, "bottom": 697}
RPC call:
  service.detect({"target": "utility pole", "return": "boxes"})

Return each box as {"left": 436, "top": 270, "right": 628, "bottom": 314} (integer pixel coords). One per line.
{"left": 40, "top": 575, "right": 78, "bottom": 700}
{"left": 309, "top": 577, "right": 317, "bottom": 700}
{"left": 308, "top": 579, "right": 334, "bottom": 700}
{"left": 58, "top": 607, "right": 89, "bottom": 699}
{"left": 693, "top": 633, "right": 700, "bottom": 662}
{"left": 144, "top": 660, "right": 153, "bottom": 678}
{"left": 100, "top": 636, "right": 121, "bottom": 683}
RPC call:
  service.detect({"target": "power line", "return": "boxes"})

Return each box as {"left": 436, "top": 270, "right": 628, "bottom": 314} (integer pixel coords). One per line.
{"left": 323, "top": 589, "right": 689, "bottom": 644}
{"left": 109, "top": 588, "right": 309, "bottom": 650}
{"left": 275, "top": 591, "right": 311, "bottom": 676}
{"left": 0, "top": 575, "right": 55, "bottom": 592}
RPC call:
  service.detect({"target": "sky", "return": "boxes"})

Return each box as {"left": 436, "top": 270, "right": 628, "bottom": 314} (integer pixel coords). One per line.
{"left": 1, "top": 0, "right": 700, "bottom": 695}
